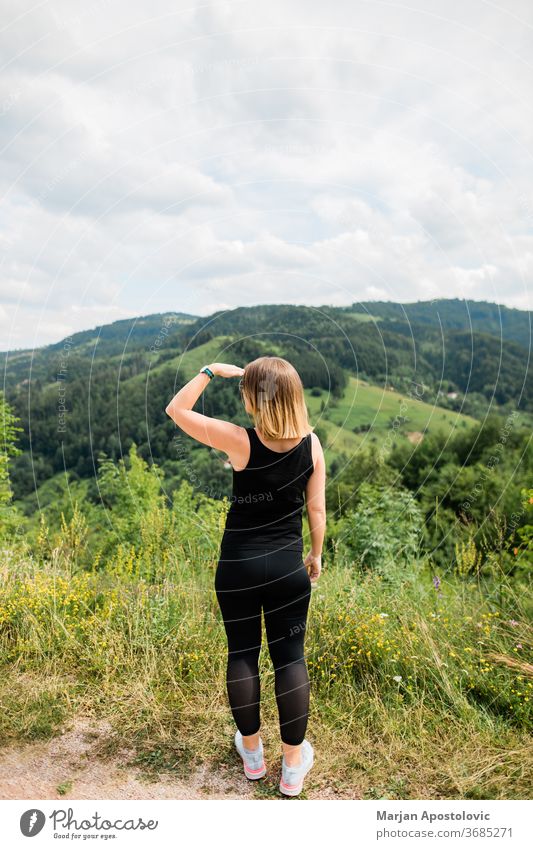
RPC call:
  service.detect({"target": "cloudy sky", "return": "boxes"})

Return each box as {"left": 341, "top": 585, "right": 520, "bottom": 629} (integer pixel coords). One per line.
{"left": 1, "top": 0, "right": 532, "bottom": 349}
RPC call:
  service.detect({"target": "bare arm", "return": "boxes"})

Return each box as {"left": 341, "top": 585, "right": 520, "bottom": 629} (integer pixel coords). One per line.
{"left": 304, "top": 433, "right": 327, "bottom": 580}
{"left": 165, "top": 362, "right": 245, "bottom": 454}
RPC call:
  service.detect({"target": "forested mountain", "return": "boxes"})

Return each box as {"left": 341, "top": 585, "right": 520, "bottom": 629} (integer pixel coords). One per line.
{"left": 179, "top": 303, "right": 532, "bottom": 409}
{"left": 0, "top": 312, "right": 197, "bottom": 385}
{"left": 347, "top": 298, "right": 531, "bottom": 349}
{"left": 0, "top": 300, "right": 530, "bottom": 520}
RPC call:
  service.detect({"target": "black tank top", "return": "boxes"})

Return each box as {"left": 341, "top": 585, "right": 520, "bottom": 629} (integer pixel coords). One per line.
{"left": 220, "top": 426, "right": 314, "bottom": 554}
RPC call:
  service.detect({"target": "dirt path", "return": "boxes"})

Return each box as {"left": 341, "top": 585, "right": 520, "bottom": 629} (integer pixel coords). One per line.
{"left": 0, "top": 716, "right": 256, "bottom": 800}
{"left": 0, "top": 716, "right": 345, "bottom": 800}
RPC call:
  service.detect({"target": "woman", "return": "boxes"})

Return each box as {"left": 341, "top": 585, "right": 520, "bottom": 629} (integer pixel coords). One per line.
{"left": 165, "top": 356, "right": 326, "bottom": 796}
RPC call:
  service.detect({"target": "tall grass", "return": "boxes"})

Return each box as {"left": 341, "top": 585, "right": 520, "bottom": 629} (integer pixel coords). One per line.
{"left": 0, "top": 513, "right": 531, "bottom": 799}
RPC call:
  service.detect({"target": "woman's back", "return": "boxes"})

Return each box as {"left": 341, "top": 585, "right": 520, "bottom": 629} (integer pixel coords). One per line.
{"left": 165, "top": 356, "right": 325, "bottom": 792}
{"left": 220, "top": 426, "right": 314, "bottom": 553}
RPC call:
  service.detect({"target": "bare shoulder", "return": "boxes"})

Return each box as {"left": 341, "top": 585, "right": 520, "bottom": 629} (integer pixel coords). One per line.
{"left": 310, "top": 430, "right": 323, "bottom": 449}
{"left": 225, "top": 424, "right": 251, "bottom": 470}
{"left": 228, "top": 422, "right": 249, "bottom": 439}
{"left": 309, "top": 430, "right": 324, "bottom": 463}
{"left": 228, "top": 423, "right": 251, "bottom": 452}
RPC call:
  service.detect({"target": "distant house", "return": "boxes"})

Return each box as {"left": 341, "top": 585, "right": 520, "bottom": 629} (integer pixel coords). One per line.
{"left": 447, "top": 392, "right": 458, "bottom": 400}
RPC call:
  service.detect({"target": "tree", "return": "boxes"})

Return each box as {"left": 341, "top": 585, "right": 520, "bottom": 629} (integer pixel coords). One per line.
{"left": 337, "top": 482, "right": 424, "bottom": 580}
{"left": 95, "top": 442, "right": 166, "bottom": 558}
{"left": 0, "top": 391, "right": 25, "bottom": 538}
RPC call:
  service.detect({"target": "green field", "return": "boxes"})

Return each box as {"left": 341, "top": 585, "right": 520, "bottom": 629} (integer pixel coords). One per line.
{"left": 162, "top": 342, "right": 475, "bottom": 435}
{"left": 305, "top": 376, "right": 476, "bottom": 461}
{"left": 1, "top": 491, "right": 530, "bottom": 800}
{"left": 155, "top": 341, "right": 476, "bottom": 463}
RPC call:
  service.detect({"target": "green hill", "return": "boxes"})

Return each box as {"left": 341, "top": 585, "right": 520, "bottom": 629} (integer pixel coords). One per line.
{"left": 1, "top": 300, "right": 529, "bottom": 513}
{"left": 347, "top": 298, "right": 531, "bottom": 349}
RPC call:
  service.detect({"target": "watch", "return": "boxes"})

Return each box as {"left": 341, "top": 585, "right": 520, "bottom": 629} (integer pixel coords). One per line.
{"left": 200, "top": 365, "right": 214, "bottom": 379}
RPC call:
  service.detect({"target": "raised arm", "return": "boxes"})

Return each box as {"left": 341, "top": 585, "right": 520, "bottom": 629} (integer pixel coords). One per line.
{"left": 165, "top": 362, "right": 245, "bottom": 456}
{"left": 304, "top": 432, "right": 326, "bottom": 582}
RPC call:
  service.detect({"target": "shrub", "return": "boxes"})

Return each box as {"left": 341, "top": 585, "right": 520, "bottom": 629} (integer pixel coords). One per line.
{"left": 337, "top": 483, "right": 424, "bottom": 580}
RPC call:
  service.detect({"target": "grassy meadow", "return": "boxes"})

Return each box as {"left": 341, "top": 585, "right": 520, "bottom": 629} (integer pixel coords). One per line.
{"left": 305, "top": 375, "right": 476, "bottom": 456}
{"left": 1, "top": 474, "right": 531, "bottom": 800}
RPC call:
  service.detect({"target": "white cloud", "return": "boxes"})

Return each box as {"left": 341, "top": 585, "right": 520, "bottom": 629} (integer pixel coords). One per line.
{"left": 1, "top": 0, "right": 531, "bottom": 348}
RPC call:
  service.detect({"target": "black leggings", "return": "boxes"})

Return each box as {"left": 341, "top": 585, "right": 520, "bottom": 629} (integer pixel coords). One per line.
{"left": 215, "top": 547, "right": 312, "bottom": 746}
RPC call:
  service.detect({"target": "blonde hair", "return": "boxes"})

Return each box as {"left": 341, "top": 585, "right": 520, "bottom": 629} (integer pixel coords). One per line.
{"left": 239, "top": 356, "right": 314, "bottom": 440}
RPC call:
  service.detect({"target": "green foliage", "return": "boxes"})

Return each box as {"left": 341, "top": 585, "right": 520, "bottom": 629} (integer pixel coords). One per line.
{"left": 95, "top": 447, "right": 228, "bottom": 577}
{"left": 0, "top": 391, "right": 26, "bottom": 540}
{"left": 388, "top": 415, "right": 532, "bottom": 567}
{"left": 454, "top": 535, "right": 482, "bottom": 578}
{"left": 348, "top": 297, "right": 532, "bottom": 349}
{"left": 5, "top": 300, "right": 531, "bottom": 509}
{"left": 337, "top": 483, "right": 423, "bottom": 579}
{"left": 20, "top": 447, "right": 229, "bottom": 581}
{"left": 168, "top": 479, "right": 229, "bottom": 564}
{"left": 327, "top": 447, "right": 397, "bottom": 517}
{"left": 0, "top": 391, "right": 23, "bottom": 501}
{"left": 516, "top": 488, "right": 533, "bottom": 562}
{"left": 95, "top": 443, "right": 167, "bottom": 559}
{"left": 2, "top": 303, "right": 532, "bottom": 582}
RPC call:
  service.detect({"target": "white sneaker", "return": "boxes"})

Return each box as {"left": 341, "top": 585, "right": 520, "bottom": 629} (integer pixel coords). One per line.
{"left": 279, "top": 739, "right": 314, "bottom": 796}
{"left": 234, "top": 730, "right": 267, "bottom": 779}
